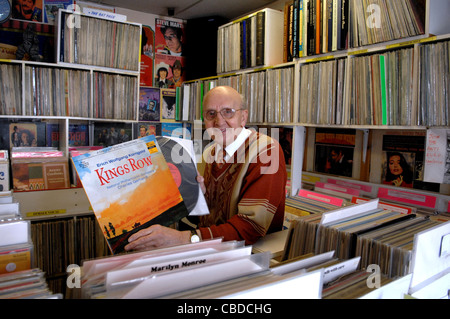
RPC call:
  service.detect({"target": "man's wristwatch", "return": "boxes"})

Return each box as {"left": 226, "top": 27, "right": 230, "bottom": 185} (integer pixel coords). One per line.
{"left": 190, "top": 229, "right": 200, "bottom": 243}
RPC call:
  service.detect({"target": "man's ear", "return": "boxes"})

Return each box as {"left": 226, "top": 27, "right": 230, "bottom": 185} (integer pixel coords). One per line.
{"left": 241, "top": 109, "right": 249, "bottom": 126}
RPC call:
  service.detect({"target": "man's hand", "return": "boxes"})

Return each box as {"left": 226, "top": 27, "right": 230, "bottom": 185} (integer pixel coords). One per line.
{"left": 124, "top": 224, "right": 190, "bottom": 252}
{"left": 196, "top": 174, "right": 206, "bottom": 194}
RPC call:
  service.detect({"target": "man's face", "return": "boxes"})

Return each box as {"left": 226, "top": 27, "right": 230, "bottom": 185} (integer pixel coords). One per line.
{"left": 173, "top": 68, "right": 181, "bottom": 78}
{"left": 203, "top": 88, "right": 248, "bottom": 147}
{"left": 22, "top": 0, "right": 34, "bottom": 13}
{"left": 330, "top": 150, "right": 339, "bottom": 162}
{"left": 164, "top": 28, "right": 182, "bottom": 53}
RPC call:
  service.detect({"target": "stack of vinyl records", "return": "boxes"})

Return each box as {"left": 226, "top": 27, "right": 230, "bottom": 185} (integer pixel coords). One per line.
{"left": 264, "top": 66, "right": 295, "bottom": 123}
{"left": 272, "top": 250, "right": 411, "bottom": 299}
{"left": 79, "top": 237, "right": 335, "bottom": 299}
{"left": 349, "top": 0, "right": 425, "bottom": 48}
{"left": 283, "top": 193, "right": 351, "bottom": 260}
{"left": 0, "top": 268, "right": 62, "bottom": 299}
{"left": 283, "top": 213, "right": 323, "bottom": 260}
{"left": 286, "top": 194, "right": 345, "bottom": 215}
{"left": 418, "top": 39, "right": 450, "bottom": 126}
{"left": 347, "top": 47, "right": 415, "bottom": 126}
{"left": 59, "top": 11, "right": 141, "bottom": 71}
{"left": 284, "top": 198, "right": 448, "bottom": 280}
{"left": 315, "top": 208, "right": 416, "bottom": 260}
{"left": 0, "top": 207, "right": 61, "bottom": 298}
{"left": 0, "top": 218, "right": 33, "bottom": 275}
{"left": 241, "top": 71, "right": 266, "bottom": 123}
{"left": 31, "top": 215, "right": 110, "bottom": 280}
{"left": 23, "top": 66, "right": 91, "bottom": 117}
{"left": 0, "top": 63, "right": 22, "bottom": 116}
{"left": 321, "top": 269, "right": 395, "bottom": 299}
{"left": 298, "top": 58, "right": 347, "bottom": 125}
{"left": 80, "top": 239, "right": 271, "bottom": 299}
{"left": 355, "top": 217, "right": 441, "bottom": 278}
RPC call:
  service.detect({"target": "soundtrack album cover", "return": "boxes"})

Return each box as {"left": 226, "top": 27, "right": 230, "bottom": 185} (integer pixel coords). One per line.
{"left": 46, "top": 123, "right": 89, "bottom": 147}
{"left": 134, "top": 122, "right": 161, "bottom": 139}
{"left": 72, "top": 135, "right": 189, "bottom": 253}
{"left": 93, "top": 122, "right": 132, "bottom": 147}
{"left": 9, "top": 122, "right": 46, "bottom": 148}
{"left": 314, "top": 128, "right": 355, "bottom": 178}
{"left": 139, "top": 86, "right": 160, "bottom": 122}
{"left": 160, "top": 88, "right": 177, "bottom": 121}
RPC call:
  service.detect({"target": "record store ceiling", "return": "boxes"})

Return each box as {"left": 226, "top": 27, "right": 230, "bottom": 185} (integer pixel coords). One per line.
{"left": 88, "top": 0, "right": 281, "bottom": 20}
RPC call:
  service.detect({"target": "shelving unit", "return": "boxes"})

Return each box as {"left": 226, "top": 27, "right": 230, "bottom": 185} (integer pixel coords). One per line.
{"left": 179, "top": 1, "right": 450, "bottom": 209}
{"left": 217, "top": 8, "right": 285, "bottom": 73}
{"left": 0, "top": 0, "right": 449, "bottom": 299}
{"left": 0, "top": 9, "right": 142, "bottom": 181}
{"left": 0, "top": 10, "right": 142, "bottom": 295}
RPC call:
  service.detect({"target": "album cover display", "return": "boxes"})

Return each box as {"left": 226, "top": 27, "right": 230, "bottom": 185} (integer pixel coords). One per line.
{"left": 156, "top": 137, "right": 199, "bottom": 213}
{"left": 71, "top": 135, "right": 189, "bottom": 254}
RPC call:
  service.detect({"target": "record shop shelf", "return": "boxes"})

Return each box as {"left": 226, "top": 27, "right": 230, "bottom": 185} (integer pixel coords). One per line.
{"left": 13, "top": 188, "right": 92, "bottom": 220}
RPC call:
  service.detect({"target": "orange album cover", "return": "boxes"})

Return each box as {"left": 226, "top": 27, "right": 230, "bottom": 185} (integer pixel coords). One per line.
{"left": 71, "top": 135, "right": 188, "bottom": 254}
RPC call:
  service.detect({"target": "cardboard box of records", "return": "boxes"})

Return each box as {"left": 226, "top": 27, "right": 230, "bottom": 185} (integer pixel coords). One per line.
{"left": 10, "top": 147, "right": 70, "bottom": 192}
{"left": 0, "top": 218, "right": 33, "bottom": 275}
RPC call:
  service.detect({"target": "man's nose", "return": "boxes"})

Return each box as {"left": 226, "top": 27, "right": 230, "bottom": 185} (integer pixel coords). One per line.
{"left": 214, "top": 112, "right": 226, "bottom": 125}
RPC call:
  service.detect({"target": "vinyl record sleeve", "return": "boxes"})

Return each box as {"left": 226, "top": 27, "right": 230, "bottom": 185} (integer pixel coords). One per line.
{"left": 156, "top": 136, "right": 209, "bottom": 217}
{"left": 72, "top": 135, "right": 190, "bottom": 254}
{"left": 157, "top": 137, "right": 198, "bottom": 212}
{"left": 0, "top": 243, "right": 33, "bottom": 274}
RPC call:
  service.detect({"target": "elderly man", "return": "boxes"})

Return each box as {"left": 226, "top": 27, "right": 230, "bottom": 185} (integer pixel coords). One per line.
{"left": 125, "top": 86, "right": 286, "bottom": 251}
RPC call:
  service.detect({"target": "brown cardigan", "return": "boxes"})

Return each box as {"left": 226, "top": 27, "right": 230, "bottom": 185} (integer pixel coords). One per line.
{"left": 198, "top": 131, "right": 287, "bottom": 245}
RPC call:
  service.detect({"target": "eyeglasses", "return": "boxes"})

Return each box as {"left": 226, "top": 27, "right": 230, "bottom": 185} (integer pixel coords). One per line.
{"left": 203, "top": 108, "right": 242, "bottom": 121}
{"left": 164, "top": 34, "right": 177, "bottom": 41}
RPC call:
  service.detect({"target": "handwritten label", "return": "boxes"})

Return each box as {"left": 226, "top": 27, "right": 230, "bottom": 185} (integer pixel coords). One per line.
{"left": 424, "top": 129, "right": 448, "bottom": 184}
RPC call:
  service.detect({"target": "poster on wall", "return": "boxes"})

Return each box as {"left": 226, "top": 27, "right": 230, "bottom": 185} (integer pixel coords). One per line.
{"left": 0, "top": 20, "right": 54, "bottom": 61}
{"left": 11, "top": 0, "right": 44, "bottom": 22}
{"left": 140, "top": 25, "right": 154, "bottom": 87}
{"left": 154, "top": 54, "right": 185, "bottom": 89}
{"left": 155, "top": 18, "right": 184, "bottom": 56}
{"left": 43, "top": 0, "right": 73, "bottom": 24}
{"left": 154, "top": 18, "right": 186, "bottom": 88}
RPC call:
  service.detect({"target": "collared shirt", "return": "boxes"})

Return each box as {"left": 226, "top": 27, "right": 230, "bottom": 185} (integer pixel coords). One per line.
{"left": 218, "top": 127, "right": 252, "bottom": 162}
